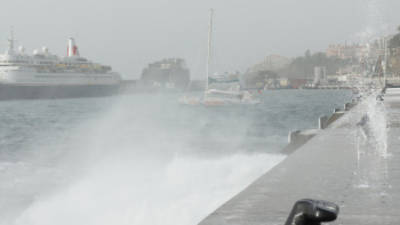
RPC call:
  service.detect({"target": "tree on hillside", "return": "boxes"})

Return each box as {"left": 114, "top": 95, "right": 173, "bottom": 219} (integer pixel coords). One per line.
{"left": 389, "top": 26, "right": 400, "bottom": 48}
{"left": 243, "top": 70, "right": 278, "bottom": 88}
{"left": 277, "top": 52, "right": 351, "bottom": 79}
{"left": 259, "top": 70, "right": 278, "bottom": 79}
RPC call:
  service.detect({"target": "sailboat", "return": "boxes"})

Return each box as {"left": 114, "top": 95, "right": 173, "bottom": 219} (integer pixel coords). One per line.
{"left": 180, "top": 9, "right": 260, "bottom": 106}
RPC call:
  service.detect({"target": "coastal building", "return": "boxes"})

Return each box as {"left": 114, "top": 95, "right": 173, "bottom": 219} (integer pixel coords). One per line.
{"left": 287, "top": 78, "right": 308, "bottom": 89}
{"left": 279, "top": 78, "right": 289, "bottom": 88}
{"left": 312, "top": 66, "right": 327, "bottom": 86}
{"left": 244, "top": 55, "right": 290, "bottom": 89}
{"left": 243, "top": 69, "right": 278, "bottom": 89}
{"left": 326, "top": 74, "right": 348, "bottom": 84}
{"left": 249, "top": 55, "right": 291, "bottom": 72}
{"left": 326, "top": 43, "right": 369, "bottom": 60}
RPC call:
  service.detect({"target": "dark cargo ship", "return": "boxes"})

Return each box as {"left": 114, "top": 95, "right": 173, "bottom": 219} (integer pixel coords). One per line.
{"left": 140, "top": 58, "right": 190, "bottom": 90}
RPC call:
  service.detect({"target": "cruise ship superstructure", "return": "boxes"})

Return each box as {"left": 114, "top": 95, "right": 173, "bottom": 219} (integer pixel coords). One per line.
{"left": 0, "top": 32, "right": 122, "bottom": 99}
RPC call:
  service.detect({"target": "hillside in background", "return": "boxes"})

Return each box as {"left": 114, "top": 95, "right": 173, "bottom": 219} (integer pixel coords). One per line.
{"left": 244, "top": 51, "right": 352, "bottom": 88}
{"left": 277, "top": 51, "right": 352, "bottom": 79}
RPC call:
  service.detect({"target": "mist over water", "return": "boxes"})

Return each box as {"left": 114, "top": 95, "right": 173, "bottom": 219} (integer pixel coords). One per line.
{"left": 0, "top": 90, "right": 352, "bottom": 225}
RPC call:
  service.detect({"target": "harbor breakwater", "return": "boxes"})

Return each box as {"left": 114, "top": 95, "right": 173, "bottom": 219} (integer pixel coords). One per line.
{"left": 199, "top": 88, "right": 399, "bottom": 224}
{"left": 281, "top": 101, "right": 355, "bottom": 154}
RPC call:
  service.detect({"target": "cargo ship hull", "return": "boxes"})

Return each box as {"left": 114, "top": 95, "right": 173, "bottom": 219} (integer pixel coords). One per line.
{"left": 0, "top": 84, "right": 121, "bottom": 100}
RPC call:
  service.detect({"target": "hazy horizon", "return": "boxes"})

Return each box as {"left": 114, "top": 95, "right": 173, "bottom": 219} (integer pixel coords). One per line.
{"left": 1, "top": 0, "right": 400, "bottom": 79}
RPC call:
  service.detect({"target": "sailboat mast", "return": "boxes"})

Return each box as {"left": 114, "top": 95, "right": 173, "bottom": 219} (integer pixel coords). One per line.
{"left": 206, "top": 8, "right": 214, "bottom": 90}
{"left": 383, "top": 36, "right": 388, "bottom": 87}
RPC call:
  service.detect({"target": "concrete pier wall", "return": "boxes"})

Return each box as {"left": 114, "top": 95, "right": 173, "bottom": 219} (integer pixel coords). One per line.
{"left": 199, "top": 88, "right": 400, "bottom": 225}
{"left": 281, "top": 129, "right": 317, "bottom": 154}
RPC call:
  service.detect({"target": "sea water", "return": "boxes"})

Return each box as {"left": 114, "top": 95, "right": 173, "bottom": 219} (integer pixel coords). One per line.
{"left": 0, "top": 90, "right": 352, "bottom": 225}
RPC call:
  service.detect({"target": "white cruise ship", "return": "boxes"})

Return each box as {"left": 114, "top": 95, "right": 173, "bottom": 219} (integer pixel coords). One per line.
{"left": 0, "top": 32, "right": 122, "bottom": 99}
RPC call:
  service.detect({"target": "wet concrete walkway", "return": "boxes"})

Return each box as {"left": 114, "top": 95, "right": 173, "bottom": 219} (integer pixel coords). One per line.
{"left": 199, "top": 88, "right": 400, "bottom": 225}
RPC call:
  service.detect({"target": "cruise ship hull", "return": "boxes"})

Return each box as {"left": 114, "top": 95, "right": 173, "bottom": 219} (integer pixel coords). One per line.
{"left": 0, "top": 84, "right": 121, "bottom": 100}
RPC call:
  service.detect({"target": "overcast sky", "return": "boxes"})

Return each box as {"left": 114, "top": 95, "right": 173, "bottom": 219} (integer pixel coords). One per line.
{"left": 1, "top": 0, "right": 400, "bottom": 79}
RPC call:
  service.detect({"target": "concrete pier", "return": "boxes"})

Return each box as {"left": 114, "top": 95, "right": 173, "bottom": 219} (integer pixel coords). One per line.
{"left": 199, "top": 88, "right": 400, "bottom": 225}
{"left": 281, "top": 129, "right": 318, "bottom": 154}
